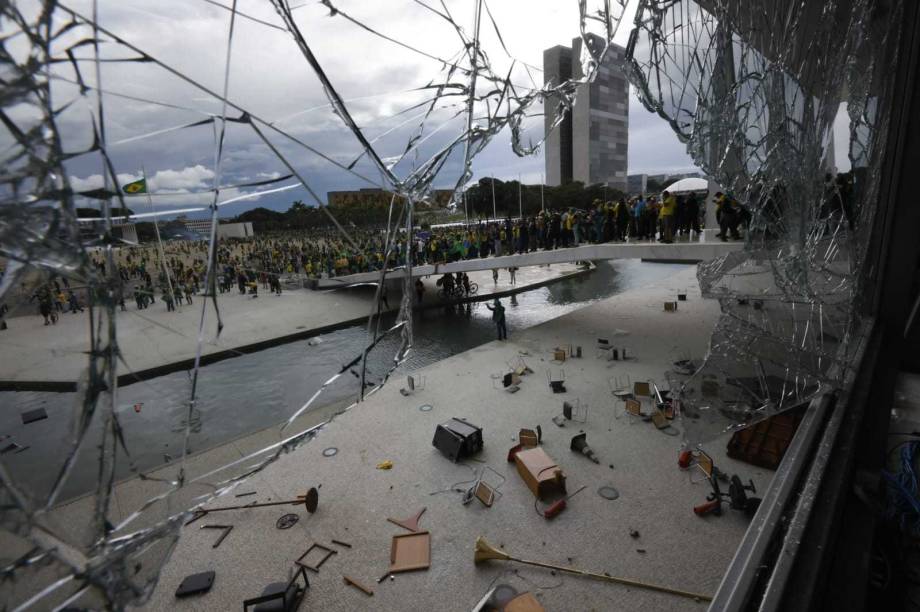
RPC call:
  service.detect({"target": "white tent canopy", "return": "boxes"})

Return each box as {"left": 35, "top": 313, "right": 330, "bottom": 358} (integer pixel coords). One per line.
{"left": 662, "top": 177, "right": 708, "bottom": 193}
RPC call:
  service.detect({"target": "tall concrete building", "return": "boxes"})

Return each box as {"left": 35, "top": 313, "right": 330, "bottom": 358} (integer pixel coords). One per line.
{"left": 543, "top": 36, "right": 629, "bottom": 192}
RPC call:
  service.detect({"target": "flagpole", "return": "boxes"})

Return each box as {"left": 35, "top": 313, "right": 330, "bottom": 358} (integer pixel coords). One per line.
{"left": 491, "top": 176, "right": 497, "bottom": 221}
{"left": 144, "top": 167, "right": 177, "bottom": 311}
{"left": 540, "top": 173, "right": 545, "bottom": 213}
{"left": 518, "top": 174, "right": 522, "bottom": 219}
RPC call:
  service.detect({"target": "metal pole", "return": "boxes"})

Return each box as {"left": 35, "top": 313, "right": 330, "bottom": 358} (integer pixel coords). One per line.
{"left": 518, "top": 174, "right": 522, "bottom": 219}
{"left": 540, "top": 174, "right": 545, "bottom": 213}
{"left": 491, "top": 176, "right": 497, "bottom": 220}
{"left": 144, "top": 167, "right": 177, "bottom": 309}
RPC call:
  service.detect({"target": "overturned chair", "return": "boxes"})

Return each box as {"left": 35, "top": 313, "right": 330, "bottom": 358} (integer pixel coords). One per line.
{"left": 243, "top": 565, "right": 310, "bottom": 611}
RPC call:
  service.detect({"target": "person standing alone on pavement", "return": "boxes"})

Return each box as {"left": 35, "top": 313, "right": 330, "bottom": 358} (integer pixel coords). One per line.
{"left": 485, "top": 297, "right": 507, "bottom": 341}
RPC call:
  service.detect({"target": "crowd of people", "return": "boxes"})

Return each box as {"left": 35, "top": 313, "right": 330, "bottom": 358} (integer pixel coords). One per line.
{"left": 7, "top": 190, "right": 743, "bottom": 326}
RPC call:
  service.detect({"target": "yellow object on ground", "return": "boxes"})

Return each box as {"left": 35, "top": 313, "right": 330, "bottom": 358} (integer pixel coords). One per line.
{"left": 376, "top": 460, "right": 393, "bottom": 470}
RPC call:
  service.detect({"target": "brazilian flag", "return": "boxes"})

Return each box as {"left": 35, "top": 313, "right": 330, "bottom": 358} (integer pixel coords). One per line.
{"left": 122, "top": 178, "right": 147, "bottom": 194}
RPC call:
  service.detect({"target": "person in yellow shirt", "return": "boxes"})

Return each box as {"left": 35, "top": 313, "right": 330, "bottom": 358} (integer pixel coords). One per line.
{"left": 659, "top": 190, "right": 676, "bottom": 243}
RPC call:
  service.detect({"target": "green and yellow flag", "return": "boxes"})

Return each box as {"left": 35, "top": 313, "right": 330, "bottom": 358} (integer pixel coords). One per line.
{"left": 122, "top": 178, "right": 147, "bottom": 194}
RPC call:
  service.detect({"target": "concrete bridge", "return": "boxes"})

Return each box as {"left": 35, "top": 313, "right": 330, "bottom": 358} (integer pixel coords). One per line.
{"left": 313, "top": 238, "right": 743, "bottom": 288}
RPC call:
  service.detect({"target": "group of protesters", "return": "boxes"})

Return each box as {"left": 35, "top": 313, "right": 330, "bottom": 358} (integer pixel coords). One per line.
{"left": 14, "top": 188, "right": 745, "bottom": 324}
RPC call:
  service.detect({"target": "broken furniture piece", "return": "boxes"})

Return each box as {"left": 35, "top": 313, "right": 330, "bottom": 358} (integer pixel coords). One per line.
{"left": 473, "top": 537, "right": 712, "bottom": 603}
{"left": 243, "top": 565, "right": 310, "bottom": 611}
{"left": 694, "top": 472, "right": 762, "bottom": 518}
{"left": 461, "top": 465, "right": 506, "bottom": 507}
{"left": 389, "top": 530, "right": 431, "bottom": 573}
{"left": 518, "top": 426, "right": 541, "bottom": 447}
{"left": 175, "top": 571, "right": 215, "bottom": 598}
{"left": 596, "top": 338, "right": 614, "bottom": 359}
{"left": 561, "top": 398, "right": 587, "bottom": 423}
{"left": 200, "top": 524, "right": 233, "bottom": 548}
{"left": 432, "top": 418, "right": 483, "bottom": 462}
{"left": 20, "top": 408, "right": 47, "bottom": 425}
{"left": 633, "top": 380, "right": 652, "bottom": 399}
{"left": 343, "top": 575, "right": 373, "bottom": 596}
{"left": 191, "top": 487, "right": 318, "bottom": 524}
{"left": 617, "top": 398, "right": 644, "bottom": 423}
{"left": 387, "top": 507, "right": 427, "bottom": 532}
{"left": 570, "top": 433, "right": 600, "bottom": 464}
{"left": 513, "top": 447, "right": 566, "bottom": 499}
{"left": 399, "top": 374, "right": 426, "bottom": 396}
{"left": 507, "top": 356, "right": 534, "bottom": 376}
{"left": 546, "top": 368, "right": 566, "bottom": 393}
{"left": 296, "top": 542, "right": 337, "bottom": 573}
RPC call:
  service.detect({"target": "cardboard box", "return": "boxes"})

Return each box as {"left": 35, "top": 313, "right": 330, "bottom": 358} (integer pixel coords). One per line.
{"left": 553, "top": 349, "right": 566, "bottom": 362}
{"left": 514, "top": 447, "right": 566, "bottom": 499}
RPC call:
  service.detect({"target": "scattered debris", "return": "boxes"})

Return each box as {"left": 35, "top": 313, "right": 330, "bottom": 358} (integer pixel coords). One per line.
{"left": 432, "top": 418, "right": 483, "bottom": 462}
{"left": 276, "top": 513, "right": 299, "bottom": 530}
{"left": 672, "top": 359, "right": 696, "bottom": 375}
{"left": 20, "top": 408, "right": 47, "bottom": 425}
{"left": 551, "top": 415, "right": 566, "bottom": 428}
{"left": 387, "top": 507, "right": 427, "bottom": 532}
{"left": 562, "top": 399, "right": 587, "bottom": 423}
{"left": 504, "top": 592, "right": 546, "bottom": 611}
{"left": 0, "top": 442, "right": 26, "bottom": 454}
{"left": 376, "top": 460, "right": 393, "bottom": 470}
{"left": 399, "top": 374, "right": 426, "bottom": 396}
{"left": 629, "top": 529, "right": 640, "bottom": 539}
{"left": 200, "top": 524, "right": 233, "bottom": 548}
{"left": 514, "top": 447, "right": 566, "bottom": 499}
{"left": 695, "top": 473, "right": 761, "bottom": 518}
{"left": 196, "top": 487, "right": 319, "bottom": 518}
{"left": 538, "top": 485, "right": 587, "bottom": 519}
{"left": 296, "top": 542, "right": 337, "bottom": 573}
{"left": 307, "top": 336, "right": 323, "bottom": 346}
{"left": 242, "top": 566, "right": 309, "bottom": 610}
{"left": 637, "top": 548, "right": 647, "bottom": 554}
{"left": 473, "top": 537, "right": 711, "bottom": 602}
{"left": 234, "top": 491, "right": 257, "bottom": 498}
{"left": 343, "top": 575, "right": 374, "bottom": 596}
{"left": 331, "top": 539, "right": 352, "bottom": 548}
{"left": 519, "top": 427, "right": 541, "bottom": 447}
{"left": 570, "top": 433, "right": 600, "bottom": 464}
{"left": 175, "top": 571, "right": 215, "bottom": 598}
{"left": 322, "top": 447, "right": 338, "bottom": 457}
{"left": 376, "top": 572, "right": 391, "bottom": 584}
{"left": 546, "top": 368, "right": 566, "bottom": 393}
{"left": 389, "top": 531, "right": 431, "bottom": 573}
{"left": 419, "top": 404, "right": 433, "bottom": 412}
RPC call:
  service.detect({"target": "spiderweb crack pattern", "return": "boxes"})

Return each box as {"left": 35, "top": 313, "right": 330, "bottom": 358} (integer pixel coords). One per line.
{"left": 624, "top": 0, "right": 902, "bottom": 443}
{"left": 0, "top": 1, "right": 626, "bottom": 607}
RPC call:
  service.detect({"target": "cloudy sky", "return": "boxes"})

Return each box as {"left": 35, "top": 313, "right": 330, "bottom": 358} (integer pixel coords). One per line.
{"left": 41, "top": 0, "right": 849, "bottom": 218}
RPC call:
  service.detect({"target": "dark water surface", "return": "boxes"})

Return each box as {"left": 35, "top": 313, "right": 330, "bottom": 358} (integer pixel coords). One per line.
{"left": 1, "top": 260, "right": 689, "bottom": 501}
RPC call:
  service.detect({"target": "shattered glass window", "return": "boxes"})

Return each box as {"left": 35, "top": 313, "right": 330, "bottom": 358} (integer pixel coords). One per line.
{"left": 625, "top": 0, "right": 902, "bottom": 443}
{"left": 0, "top": 1, "right": 628, "bottom": 607}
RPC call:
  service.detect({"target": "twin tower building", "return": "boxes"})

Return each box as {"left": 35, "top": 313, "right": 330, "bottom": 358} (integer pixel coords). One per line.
{"left": 543, "top": 35, "right": 629, "bottom": 194}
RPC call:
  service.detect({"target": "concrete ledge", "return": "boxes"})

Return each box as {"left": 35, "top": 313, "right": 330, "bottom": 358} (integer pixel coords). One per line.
{"left": 315, "top": 241, "right": 742, "bottom": 288}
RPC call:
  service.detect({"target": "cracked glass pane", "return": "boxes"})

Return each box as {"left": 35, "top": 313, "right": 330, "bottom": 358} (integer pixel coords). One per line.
{"left": 624, "top": 0, "right": 902, "bottom": 444}
{"left": 0, "top": 1, "right": 626, "bottom": 607}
